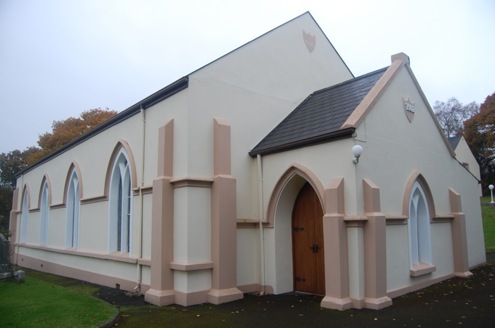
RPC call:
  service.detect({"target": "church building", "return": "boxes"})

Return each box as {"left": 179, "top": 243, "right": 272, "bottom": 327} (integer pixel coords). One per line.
{"left": 10, "top": 12, "right": 485, "bottom": 310}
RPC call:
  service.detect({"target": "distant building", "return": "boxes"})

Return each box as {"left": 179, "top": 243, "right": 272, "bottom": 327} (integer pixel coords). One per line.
{"left": 448, "top": 135, "right": 482, "bottom": 196}
{"left": 10, "top": 12, "right": 485, "bottom": 310}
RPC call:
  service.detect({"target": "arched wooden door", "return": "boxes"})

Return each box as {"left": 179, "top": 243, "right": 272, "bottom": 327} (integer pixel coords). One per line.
{"left": 292, "top": 182, "right": 325, "bottom": 295}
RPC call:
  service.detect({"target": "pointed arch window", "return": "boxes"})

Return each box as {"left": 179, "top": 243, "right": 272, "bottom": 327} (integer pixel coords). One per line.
{"left": 408, "top": 181, "right": 435, "bottom": 275}
{"left": 20, "top": 189, "right": 29, "bottom": 243}
{"left": 108, "top": 149, "right": 132, "bottom": 254}
{"left": 40, "top": 182, "right": 49, "bottom": 245}
{"left": 66, "top": 171, "right": 80, "bottom": 249}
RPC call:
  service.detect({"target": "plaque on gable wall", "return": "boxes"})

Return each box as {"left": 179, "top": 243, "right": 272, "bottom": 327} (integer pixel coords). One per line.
{"left": 403, "top": 98, "right": 415, "bottom": 123}
{"left": 303, "top": 31, "right": 315, "bottom": 53}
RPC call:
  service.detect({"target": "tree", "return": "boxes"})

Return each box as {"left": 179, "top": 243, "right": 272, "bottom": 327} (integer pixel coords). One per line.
{"left": 0, "top": 148, "right": 39, "bottom": 237}
{"left": 463, "top": 92, "right": 495, "bottom": 195}
{"left": 434, "top": 98, "right": 479, "bottom": 137}
{"left": 0, "top": 148, "right": 39, "bottom": 189}
{"left": 0, "top": 108, "right": 116, "bottom": 236}
{"left": 26, "top": 108, "right": 117, "bottom": 164}
{"left": 0, "top": 186, "right": 12, "bottom": 237}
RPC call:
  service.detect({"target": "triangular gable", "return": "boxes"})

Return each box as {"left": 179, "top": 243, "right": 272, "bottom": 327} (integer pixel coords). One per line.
{"left": 341, "top": 53, "right": 455, "bottom": 157}
{"left": 448, "top": 136, "right": 462, "bottom": 150}
{"left": 190, "top": 11, "right": 353, "bottom": 78}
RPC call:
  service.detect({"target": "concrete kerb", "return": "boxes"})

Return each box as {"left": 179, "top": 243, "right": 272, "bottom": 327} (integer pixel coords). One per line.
{"left": 96, "top": 309, "right": 121, "bottom": 328}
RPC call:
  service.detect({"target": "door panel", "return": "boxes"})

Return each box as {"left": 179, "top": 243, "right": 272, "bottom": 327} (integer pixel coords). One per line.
{"left": 292, "top": 182, "right": 325, "bottom": 295}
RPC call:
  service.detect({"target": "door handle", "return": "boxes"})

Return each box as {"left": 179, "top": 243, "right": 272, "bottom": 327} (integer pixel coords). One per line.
{"left": 310, "top": 244, "right": 319, "bottom": 253}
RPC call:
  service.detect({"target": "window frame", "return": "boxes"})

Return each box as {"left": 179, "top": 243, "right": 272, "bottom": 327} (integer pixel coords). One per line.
{"left": 65, "top": 170, "right": 80, "bottom": 249}
{"left": 108, "top": 148, "right": 132, "bottom": 255}
{"left": 20, "top": 189, "right": 29, "bottom": 243}
{"left": 408, "top": 181, "right": 436, "bottom": 276}
{"left": 39, "top": 181, "right": 49, "bottom": 245}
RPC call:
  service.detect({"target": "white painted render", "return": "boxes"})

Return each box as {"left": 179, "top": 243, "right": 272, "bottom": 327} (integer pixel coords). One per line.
{"left": 46, "top": 208, "right": 67, "bottom": 249}
{"left": 79, "top": 201, "right": 108, "bottom": 253}
{"left": 173, "top": 187, "right": 211, "bottom": 263}
{"left": 174, "top": 270, "right": 211, "bottom": 293}
{"left": 347, "top": 227, "right": 365, "bottom": 300}
{"left": 236, "top": 228, "right": 260, "bottom": 287}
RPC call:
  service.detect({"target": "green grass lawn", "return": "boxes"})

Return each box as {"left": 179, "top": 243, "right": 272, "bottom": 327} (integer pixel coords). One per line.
{"left": 483, "top": 205, "right": 495, "bottom": 252}
{"left": 481, "top": 195, "right": 492, "bottom": 203}
{"left": 0, "top": 276, "right": 117, "bottom": 328}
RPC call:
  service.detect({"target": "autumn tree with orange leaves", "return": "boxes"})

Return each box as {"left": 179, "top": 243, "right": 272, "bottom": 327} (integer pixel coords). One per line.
{"left": 464, "top": 92, "right": 495, "bottom": 195}
{"left": 25, "top": 108, "right": 117, "bottom": 164}
{"left": 0, "top": 108, "right": 116, "bottom": 235}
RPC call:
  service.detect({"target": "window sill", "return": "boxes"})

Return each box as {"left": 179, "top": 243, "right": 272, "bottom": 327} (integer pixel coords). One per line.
{"left": 410, "top": 263, "right": 436, "bottom": 277}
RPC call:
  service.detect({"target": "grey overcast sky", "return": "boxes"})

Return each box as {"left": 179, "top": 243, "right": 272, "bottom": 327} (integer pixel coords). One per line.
{"left": 1, "top": 0, "right": 494, "bottom": 154}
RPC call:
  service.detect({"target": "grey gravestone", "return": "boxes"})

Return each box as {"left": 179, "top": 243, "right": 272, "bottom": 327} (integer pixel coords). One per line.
{"left": 15, "top": 270, "right": 25, "bottom": 282}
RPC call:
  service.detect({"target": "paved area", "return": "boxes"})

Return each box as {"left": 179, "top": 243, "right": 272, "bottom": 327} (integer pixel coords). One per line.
{"left": 20, "top": 253, "right": 495, "bottom": 327}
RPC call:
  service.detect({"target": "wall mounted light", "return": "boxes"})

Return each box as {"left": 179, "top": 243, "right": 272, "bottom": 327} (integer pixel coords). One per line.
{"left": 352, "top": 145, "right": 364, "bottom": 164}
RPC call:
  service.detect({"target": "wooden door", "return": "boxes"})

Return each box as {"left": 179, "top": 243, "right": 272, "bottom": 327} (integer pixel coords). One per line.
{"left": 292, "top": 182, "right": 325, "bottom": 295}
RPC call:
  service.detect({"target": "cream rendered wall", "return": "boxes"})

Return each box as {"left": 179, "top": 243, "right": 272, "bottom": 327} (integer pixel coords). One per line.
{"left": 26, "top": 211, "right": 40, "bottom": 245}
{"left": 46, "top": 208, "right": 66, "bottom": 248}
{"left": 78, "top": 201, "right": 109, "bottom": 253}
{"left": 186, "top": 12, "right": 353, "bottom": 222}
{"left": 141, "top": 266, "right": 151, "bottom": 285}
{"left": 236, "top": 228, "right": 260, "bottom": 287}
{"left": 386, "top": 224, "right": 454, "bottom": 292}
{"left": 141, "top": 194, "right": 153, "bottom": 260}
{"left": 142, "top": 88, "right": 188, "bottom": 182}
{"left": 173, "top": 187, "right": 211, "bottom": 293}
{"left": 347, "top": 227, "right": 365, "bottom": 299}
{"left": 354, "top": 66, "right": 485, "bottom": 288}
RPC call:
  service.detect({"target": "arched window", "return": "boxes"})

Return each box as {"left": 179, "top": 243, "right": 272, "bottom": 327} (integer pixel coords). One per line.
{"left": 66, "top": 170, "right": 80, "bottom": 249}
{"left": 408, "top": 181, "right": 432, "bottom": 269}
{"left": 39, "top": 181, "right": 49, "bottom": 245}
{"left": 20, "top": 189, "right": 29, "bottom": 243}
{"left": 108, "top": 149, "right": 132, "bottom": 254}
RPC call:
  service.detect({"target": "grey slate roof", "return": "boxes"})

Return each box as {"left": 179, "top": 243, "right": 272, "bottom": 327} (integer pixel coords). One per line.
{"left": 448, "top": 136, "right": 462, "bottom": 150}
{"left": 249, "top": 67, "right": 388, "bottom": 157}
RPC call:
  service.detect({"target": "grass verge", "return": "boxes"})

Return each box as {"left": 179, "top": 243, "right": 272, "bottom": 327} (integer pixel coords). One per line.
{"left": 483, "top": 206, "right": 495, "bottom": 252}
{"left": 0, "top": 276, "right": 117, "bottom": 328}
{"left": 481, "top": 195, "right": 492, "bottom": 203}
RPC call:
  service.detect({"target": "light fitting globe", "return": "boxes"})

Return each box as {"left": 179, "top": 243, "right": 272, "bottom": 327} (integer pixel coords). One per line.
{"left": 489, "top": 185, "right": 494, "bottom": 190}
{"left": 352, "top": 145, "right": 364, "bottom": 157}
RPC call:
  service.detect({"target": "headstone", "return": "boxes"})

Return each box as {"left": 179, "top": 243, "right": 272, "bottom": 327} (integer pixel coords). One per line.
{"left": 15, "top": 270, "right": 25, "bottom": 282}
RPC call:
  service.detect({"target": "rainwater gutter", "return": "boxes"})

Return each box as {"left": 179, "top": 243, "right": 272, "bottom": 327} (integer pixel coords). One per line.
{"left": 136, "top": 106, "right": 146, "bottom": 292}
{"left": 257, "top": 154, "right": 265, "bottom": 295}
